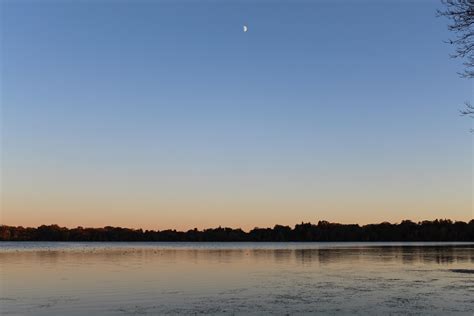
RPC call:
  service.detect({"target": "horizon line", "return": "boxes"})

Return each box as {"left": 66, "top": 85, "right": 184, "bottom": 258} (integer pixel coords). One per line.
{"left": 2, "top": 218, "right": 472, "bottom": 233}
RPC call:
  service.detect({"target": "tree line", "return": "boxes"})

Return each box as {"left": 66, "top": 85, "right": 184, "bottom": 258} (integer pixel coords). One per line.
{"left": 1, "top": 219, "right": 473, "bottom": 242}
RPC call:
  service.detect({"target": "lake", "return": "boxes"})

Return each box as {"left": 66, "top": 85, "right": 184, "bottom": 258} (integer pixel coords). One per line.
{"left": 1, "top": 242, "right": 473, "bottom": 315}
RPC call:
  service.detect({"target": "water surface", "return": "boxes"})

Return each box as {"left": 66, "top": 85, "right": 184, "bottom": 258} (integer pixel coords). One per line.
{"left": 1, "top": 242, "right": 473, "bottom": 315}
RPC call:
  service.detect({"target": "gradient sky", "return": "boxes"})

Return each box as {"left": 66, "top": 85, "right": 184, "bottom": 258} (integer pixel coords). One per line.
{"left": 1, "top": 0, "right": 472, "bottom": 230}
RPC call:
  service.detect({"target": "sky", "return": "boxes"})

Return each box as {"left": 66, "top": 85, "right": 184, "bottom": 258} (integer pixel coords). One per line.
{"left": 1, "top": 0, "right": 472, "bottom": 230}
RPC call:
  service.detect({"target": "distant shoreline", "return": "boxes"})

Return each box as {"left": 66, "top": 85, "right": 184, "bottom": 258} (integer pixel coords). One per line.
{"left": 1, "top": 219, "right": 473, "bottom": 242}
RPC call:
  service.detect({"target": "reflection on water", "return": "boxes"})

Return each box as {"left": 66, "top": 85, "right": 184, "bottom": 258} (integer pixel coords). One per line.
{"left": 1, "top": 242, "right": 473, "bottom": 315}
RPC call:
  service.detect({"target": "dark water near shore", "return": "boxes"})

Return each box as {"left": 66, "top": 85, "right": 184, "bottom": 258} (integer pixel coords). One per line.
{"left": 1, "top": 242, "right": 473, "bottom": 315}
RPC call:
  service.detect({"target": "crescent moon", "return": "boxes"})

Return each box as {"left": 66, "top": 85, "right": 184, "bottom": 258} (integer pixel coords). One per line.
{"left": 243, "top": 25, "right": 248, "bottom": 32}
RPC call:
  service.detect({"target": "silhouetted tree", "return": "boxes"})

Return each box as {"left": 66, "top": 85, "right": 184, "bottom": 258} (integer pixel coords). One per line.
{"left": 438, "top": 0, "right": 474, "bottom": 118}
{"left": 1, "top": 219, "right": 472, "bottom": 242}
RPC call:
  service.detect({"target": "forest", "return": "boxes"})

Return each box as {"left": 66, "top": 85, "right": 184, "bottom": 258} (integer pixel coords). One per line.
{"left": 1, "top": 219, "right": 473, "bottom": 242}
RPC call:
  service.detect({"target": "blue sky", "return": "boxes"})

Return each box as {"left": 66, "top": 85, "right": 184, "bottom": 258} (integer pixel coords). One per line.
{"left": 1, "top": 0, "right": 472, "bottom": 229}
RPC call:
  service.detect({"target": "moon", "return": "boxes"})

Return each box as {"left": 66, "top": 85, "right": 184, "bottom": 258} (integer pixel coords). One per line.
{"left": 243, "top": 25, "right": 248, "bottom": 32}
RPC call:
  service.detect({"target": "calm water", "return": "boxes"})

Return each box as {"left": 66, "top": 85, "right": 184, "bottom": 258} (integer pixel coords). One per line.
{"left": 1, "top": 242, "right": 473, "bottom": 315}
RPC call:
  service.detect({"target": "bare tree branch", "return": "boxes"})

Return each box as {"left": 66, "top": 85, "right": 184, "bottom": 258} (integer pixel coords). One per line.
{"left": 460, "top": 101, "right": 474, "bottom": 116}
{"left": 438, "top": 1, "right": 474, "bottom": 123}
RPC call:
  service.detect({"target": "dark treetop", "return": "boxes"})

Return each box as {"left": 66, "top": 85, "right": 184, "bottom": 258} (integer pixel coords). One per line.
{"left": 1, "top": 219, "right": 473, "bottom": 242}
